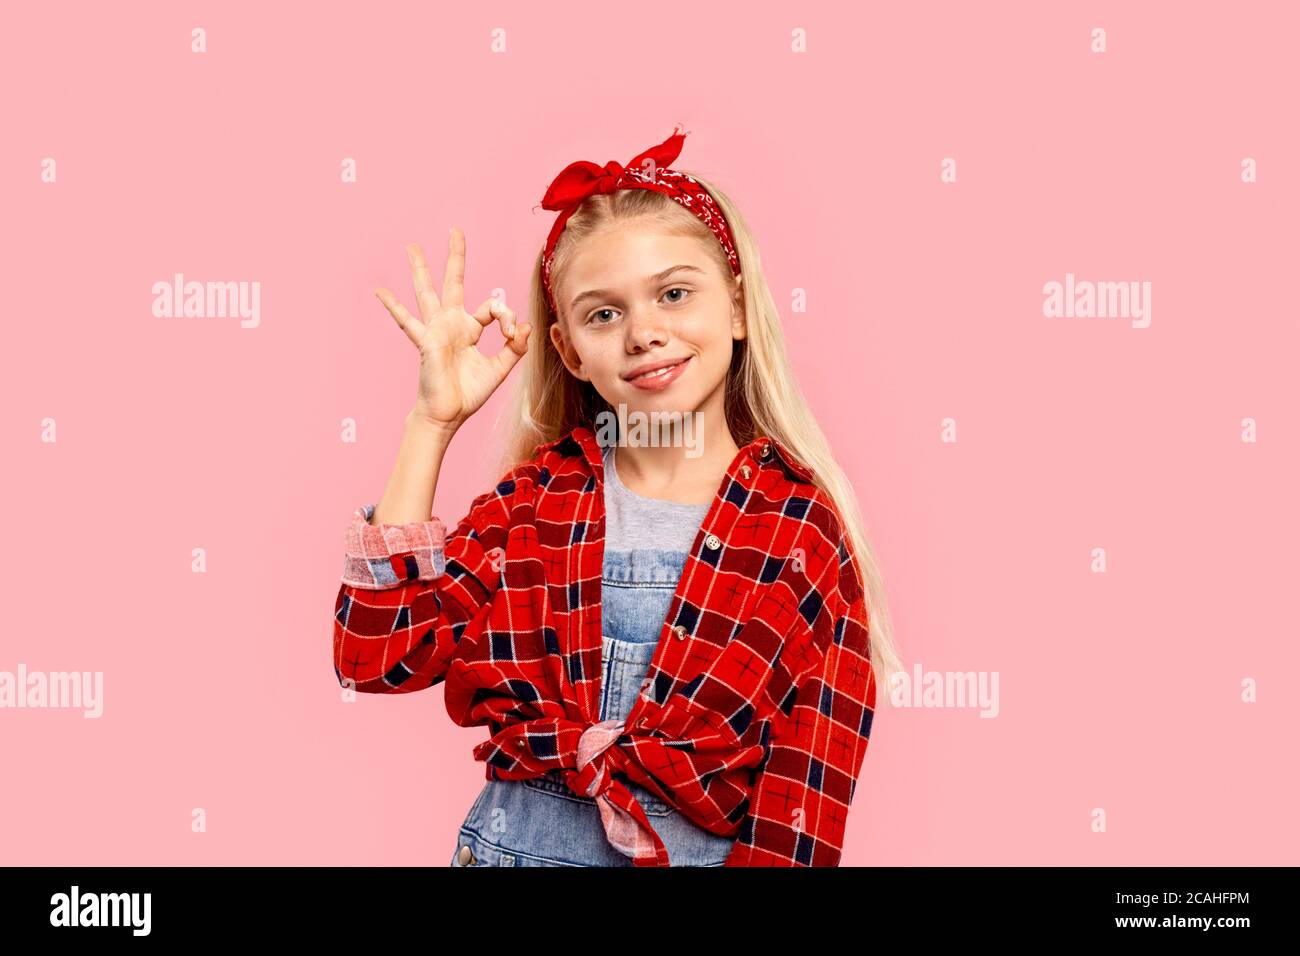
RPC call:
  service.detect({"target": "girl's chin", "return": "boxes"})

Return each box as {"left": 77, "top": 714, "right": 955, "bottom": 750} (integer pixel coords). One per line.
{"left": 588, "top": 389, "right": 703, "bottom": 420}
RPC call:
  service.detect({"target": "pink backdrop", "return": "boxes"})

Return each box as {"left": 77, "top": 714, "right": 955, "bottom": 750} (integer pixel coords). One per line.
{"left": 2, "top": 1, "right": 1296, "bottom": 865}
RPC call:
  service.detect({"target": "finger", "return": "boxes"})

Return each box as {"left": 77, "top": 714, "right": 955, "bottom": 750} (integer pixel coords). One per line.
{"left": 442, "top": 225, "right": 465, "bottom": 311}
{"left": 470, "top": 297, "right": 498, "bottom": 328}
{"left": 467, "top": 296, "right": 505, "bottom": 348}
{"left": 491, "top": 321, "right": 531, "bottom": 379}
{"left": 374, "top": 287, "right": 425, "bottom": 347}
{"left": 488, "top": 299, "right": 518, "bottom": 342}
{"left": 406, "top": 243, "right": 440, "bottom": 318}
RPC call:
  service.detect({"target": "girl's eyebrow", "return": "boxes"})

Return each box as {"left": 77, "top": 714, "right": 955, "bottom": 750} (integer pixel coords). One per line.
{"left": 569, "top": 264, "right": 706, "bottom": 312}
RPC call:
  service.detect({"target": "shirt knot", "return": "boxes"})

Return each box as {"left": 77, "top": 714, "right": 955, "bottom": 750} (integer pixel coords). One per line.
{"left": 566, "top": 718, "right": 671, "bottom": 866}
{"left": 573, "top": 718, "right": 625, "bottom": 799}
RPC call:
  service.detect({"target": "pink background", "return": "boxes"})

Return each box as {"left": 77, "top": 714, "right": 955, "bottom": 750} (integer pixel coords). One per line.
{"left": 2, "top": 1, "right": 1296, "bottom": 865}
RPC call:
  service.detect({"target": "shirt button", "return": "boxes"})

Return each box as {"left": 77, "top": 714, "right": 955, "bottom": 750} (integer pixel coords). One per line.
{"left": 672, "top": 625, "right": 688, "bottom": 640}
{"left": 458, "top": 845, "right": 477, "bottom": 866}
{"left": 704, "top": 533, "right": 722, "bottom": 550}
{"left": 740, "top": 465, "right": 752, "bottom": 479}
{"left": 759, "top": 442, "right": 772, "bottom": 460}
{"left": 514, "top": 737, "right": 528, "bottom": 751}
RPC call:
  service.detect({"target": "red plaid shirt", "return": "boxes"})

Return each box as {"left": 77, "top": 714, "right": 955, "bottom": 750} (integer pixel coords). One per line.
{"left": 333, "top": 426, "right": 876, "bottom": 866}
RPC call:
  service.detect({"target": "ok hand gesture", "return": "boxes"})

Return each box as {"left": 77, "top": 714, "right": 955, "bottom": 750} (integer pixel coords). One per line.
{"left": 374, "top": 227, "right": 532, "bottom": 435}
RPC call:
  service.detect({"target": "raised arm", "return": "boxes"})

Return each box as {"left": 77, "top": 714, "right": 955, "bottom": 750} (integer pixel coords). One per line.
{"left": 332, "top": 228, "right": 531, "bottom": 694}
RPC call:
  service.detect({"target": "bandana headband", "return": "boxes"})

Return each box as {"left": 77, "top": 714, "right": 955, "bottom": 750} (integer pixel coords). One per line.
{"left": 535, "top": 126, "right": 741, "bottom": 316}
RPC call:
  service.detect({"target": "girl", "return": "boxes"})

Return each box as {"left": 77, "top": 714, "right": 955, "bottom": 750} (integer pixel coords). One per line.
{"left": 333, "top": 127, "right": 901, "bottom": 867}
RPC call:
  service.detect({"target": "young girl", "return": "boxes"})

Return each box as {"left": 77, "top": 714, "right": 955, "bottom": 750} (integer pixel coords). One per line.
{"left": 333, "top": 127, "right": 901, "bottom": 867}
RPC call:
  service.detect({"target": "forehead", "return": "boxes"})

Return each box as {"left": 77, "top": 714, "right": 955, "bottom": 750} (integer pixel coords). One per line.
{"left": 559, "top": 224, "right": 717, "bottom": 293}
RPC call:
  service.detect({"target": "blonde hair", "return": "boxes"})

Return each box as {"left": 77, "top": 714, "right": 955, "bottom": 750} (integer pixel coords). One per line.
{"left": 491, "top": 173, "right": 903, "bottom": 699}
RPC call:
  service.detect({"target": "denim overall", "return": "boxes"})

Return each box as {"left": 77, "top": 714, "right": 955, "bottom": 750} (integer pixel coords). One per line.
{"left": 449, "top": 546, "right": 739, "bottom": 867}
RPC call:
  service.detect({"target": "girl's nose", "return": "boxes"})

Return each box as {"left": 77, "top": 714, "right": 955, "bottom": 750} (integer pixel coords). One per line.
{"left": 624, "top": 308, "right": 668, "bottom": 350}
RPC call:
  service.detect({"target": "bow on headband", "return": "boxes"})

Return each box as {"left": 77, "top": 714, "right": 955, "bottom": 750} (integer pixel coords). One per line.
{"left": 539, "top": 129, "right": 688, "bottom": 212}
{"left": 536, "top": 126, "right": 741, "bottom": 314}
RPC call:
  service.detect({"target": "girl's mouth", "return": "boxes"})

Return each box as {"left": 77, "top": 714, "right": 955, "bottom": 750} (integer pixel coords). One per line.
{"left": 625, "top": 356, "right": 691, "bottom": 391}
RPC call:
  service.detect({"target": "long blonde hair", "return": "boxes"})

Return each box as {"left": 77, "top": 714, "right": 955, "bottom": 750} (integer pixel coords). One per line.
{"left": 491, "top": 174, "right": 903, "bottom": 697}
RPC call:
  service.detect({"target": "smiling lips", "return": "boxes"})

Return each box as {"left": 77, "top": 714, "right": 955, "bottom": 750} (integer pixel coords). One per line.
{"left": 624, "top": 356, "right": 691, "bottom": 391}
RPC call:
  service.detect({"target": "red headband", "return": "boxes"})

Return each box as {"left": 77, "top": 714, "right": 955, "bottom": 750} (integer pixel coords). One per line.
{"left": 535, "top": 126, "right": 741, "bottom": 315}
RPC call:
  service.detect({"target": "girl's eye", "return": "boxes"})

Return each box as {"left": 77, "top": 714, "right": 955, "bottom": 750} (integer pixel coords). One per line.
{"left": 585, "top": 289, "right": 690, "bottom": 324}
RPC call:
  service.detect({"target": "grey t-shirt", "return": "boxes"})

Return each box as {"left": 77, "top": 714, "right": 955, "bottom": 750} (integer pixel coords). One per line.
{"left": 602, "top": 445, "right": 709, "bottom": 552}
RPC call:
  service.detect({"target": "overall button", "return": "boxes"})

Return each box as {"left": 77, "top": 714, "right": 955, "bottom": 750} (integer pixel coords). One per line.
{"left": 704, "top": 534, "right": 722, "bottom": 550}
{"left": 457, "top": 844, "right": 477, "bottom": 866}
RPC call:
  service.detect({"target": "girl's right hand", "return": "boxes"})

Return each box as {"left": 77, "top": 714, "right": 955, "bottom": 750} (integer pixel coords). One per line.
{"left": 374, "top": 226, "right": 532, "bottom": 435}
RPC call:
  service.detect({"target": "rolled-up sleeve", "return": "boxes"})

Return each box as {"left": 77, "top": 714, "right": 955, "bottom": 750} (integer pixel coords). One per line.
{"left": 332, "top": 484, "right": 511, "bottom": 695}
{"left": 340, "top": 503, "right": 448, "bottom": 589}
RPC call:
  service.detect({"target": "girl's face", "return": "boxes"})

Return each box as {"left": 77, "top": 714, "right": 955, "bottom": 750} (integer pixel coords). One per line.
{"left": 549, "top": 221, "right": 746, "bottom": 419}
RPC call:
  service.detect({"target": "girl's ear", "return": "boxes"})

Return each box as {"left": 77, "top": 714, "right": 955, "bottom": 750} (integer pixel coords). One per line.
{"left": 730, "top": 274, "right": 747, "bottom": 341}
{"left": 549, "top": 321, "right": 590, "bottom": 381}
